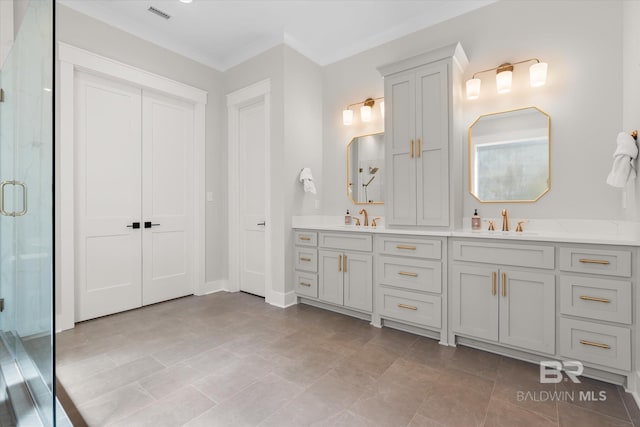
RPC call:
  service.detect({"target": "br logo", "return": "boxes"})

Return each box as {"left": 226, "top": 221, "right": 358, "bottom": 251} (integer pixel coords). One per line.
{"left": 540, "top": 360, "right": 583, "bottom": 383}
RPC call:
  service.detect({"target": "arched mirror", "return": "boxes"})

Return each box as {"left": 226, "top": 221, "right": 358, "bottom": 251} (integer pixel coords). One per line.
{"left": 468, "top": 106, "right": 550, "bottom": 203}
{"left": 347, "top": 132, "right": 384, "bottom": 204}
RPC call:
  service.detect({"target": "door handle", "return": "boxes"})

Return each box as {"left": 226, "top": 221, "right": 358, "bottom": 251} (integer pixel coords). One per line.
{"left": 257, "top": 222, "right": 266, "bottom": 226}
{"left": 126, "top": 222, "right": 141, "bottom": 229}
{"left": 0, "top": 180, "right": 27, "bottom": 217}
{"left": 144, "top": 222, "right": 160, "bottom": 228}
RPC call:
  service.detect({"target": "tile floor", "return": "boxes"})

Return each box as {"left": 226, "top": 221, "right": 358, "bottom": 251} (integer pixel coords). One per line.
{"left": 56, "top": 292, "right": 640, "bottom": 427}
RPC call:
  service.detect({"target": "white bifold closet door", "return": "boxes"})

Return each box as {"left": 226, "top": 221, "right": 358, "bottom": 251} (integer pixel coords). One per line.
{"left": 75, "top": 71, "right": 194, "bottom": 322}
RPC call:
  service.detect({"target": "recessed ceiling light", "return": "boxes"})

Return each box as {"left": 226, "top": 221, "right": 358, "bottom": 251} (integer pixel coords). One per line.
{"left": 179, "top": 0, "right": 193, "bottom": 3}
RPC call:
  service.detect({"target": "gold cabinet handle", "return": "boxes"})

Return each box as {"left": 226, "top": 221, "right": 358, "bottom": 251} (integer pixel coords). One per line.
{"left": 343, "top": 255, "right": 347, "bottom": 273}
{"left": 396, "top": 245, "right": 416, "bottom": 250}
{"left": 579, "top": 258, "right": 610, "bottom": 265}
{"left": 299, "top": 282, "right": 312, "bottom": 287}
{"left": 491, "top": 272, "right": 497, "bottom": 296}
{"left": 501, "top": 272, "right": 506, "bottom": 297}
{"left": 338, "top": 255, "right": 342, "bottom": 272}
{"left": 580, "top": 339, "right": 610, "bottom": 349}
{"left": 410, "top": 139, "right": 414, "bottom": 158}
{"left": 300, "top": 257, "right": 311, "bottom": 262}
{"left": 417, "top": 138, "right": 421, "bottom": 158}
{"left": 398, "top": 303, "right": 417, "bottom": 311}
{"left": 299, "top": 236, "right": 311, "bottom": 241}
{"left": 399, "top": 271, "right": 418, "bottom": 277}
{"left": 580, "top": 295, "right": 611, "bottom": 303}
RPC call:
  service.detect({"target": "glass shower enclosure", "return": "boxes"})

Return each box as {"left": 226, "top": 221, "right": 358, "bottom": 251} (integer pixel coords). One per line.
{"left": 0, "top": 0, "right": 55, "bottom": 425}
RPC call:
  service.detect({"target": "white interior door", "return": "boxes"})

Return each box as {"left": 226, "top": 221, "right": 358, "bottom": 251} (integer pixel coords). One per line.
{"left": 238, "top": 99, "right": 266, "bottom": 297}
{"left": 75, "top": 71, "right": 142, "bottom": 322}
{"left": 142, "top": 90, "right": 194, "bottom": 305}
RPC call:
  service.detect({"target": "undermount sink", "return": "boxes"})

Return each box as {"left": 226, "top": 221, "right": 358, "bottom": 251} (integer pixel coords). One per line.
{"left": 472, "top": 230, "right": 538, "bottom": 236}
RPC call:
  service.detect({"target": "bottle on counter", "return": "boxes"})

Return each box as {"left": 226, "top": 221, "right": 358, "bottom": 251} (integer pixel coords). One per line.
{"left": 345, "top": 209, "right": 351, "bottom": 225}
{"left": 471, "top": 209, "right": 481, "bottom": 230}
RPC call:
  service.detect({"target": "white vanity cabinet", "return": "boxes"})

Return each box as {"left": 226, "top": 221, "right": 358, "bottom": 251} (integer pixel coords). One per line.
{"left": 375, "top": 235, "right": 446, "bottom": 341}
{"left": 296, "top": 232, "right": 373, "bottom": 314}
{"left": 558, "top": 245, "right": 634, "bottom": 371}
{"left": 451, "top": 239, "right": 556, "bottom": 355}
{"left": 378, "top": 43, "right": 467, "bottom": 228}
{"left": 293, "top": 231, "right": 318, "bottom": 298}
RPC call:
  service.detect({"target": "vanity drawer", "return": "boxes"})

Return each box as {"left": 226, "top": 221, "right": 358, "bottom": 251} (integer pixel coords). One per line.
{"left": 377, "top": 257, "right": 441, "bottom": 294}
{"left": 295, "top": 247, "right": 317, "bottom": 272}
{"left": 452, "top": 240, "right": 554, "bottom": 269}
{"left": 560, "top": 275, "right": 631, "bottom": 324}
{"left": 375, "top": 235, "right": 442, "bottom": 260}
{"left": 319, "top": 232, "right": 372, "bottom": 252}
{"left": 294, "top": 271, "right": 318, "bottom": 298}
{"left": 295, "top": 231, "right": 317, "bottom": 247}
{"left": 559, "top": 318, "right": 631, "bottom": 371}
{"left": 559, "top": 247, "right": 631, "bottom": 277}
{"left": 377, "top": 286, "right": 441, "bottom": 329}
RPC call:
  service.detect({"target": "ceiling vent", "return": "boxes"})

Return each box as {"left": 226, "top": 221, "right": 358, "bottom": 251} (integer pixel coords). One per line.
{"left": 148, "top": 6, "right": 171, "bottom": 20}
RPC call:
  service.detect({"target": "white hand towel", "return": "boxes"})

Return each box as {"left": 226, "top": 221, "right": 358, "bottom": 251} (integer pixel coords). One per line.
{"left": 606, "top": 132, "right": 638, "bottom": 188}
{"left": 299, "top": 168, "right": 317, "bottom": 194}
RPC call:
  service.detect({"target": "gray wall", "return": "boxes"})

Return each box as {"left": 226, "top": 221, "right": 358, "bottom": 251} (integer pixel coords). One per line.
{"left": 623, "top": 0, "right": 640, "bottom": 219}
{"left": 55, "top": 4, "right": 227, "bottom": 288}
{"left": 322, "top": 0, "right": 626, "bottom": 222}
{"left": 224, "top": 45, "right": 322, "bottom": 297}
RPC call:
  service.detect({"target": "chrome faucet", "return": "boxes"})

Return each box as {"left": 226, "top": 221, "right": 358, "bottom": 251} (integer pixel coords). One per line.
{"left": 359, "top": 209, "right": 369, "bottom": 226}
{"left": 501, "top": 209, "right": 509, "bottom": 232}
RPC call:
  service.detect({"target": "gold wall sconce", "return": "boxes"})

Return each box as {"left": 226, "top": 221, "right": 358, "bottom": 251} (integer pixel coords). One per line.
{"left": 466, "top": 58, "right": 548, "bottom": 100}
{"left": 343, "top": 97, "right": 384, "bottom": 125}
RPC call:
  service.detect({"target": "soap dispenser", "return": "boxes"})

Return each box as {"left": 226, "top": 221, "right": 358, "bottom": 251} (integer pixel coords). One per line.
{"left": 471, "top": 209, "right": 481, "bottom": 230}
{"left": 345, "top": 209, "right": 351, "bottom": 225}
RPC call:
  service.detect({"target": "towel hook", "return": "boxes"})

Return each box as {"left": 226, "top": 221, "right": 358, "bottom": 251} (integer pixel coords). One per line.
{"left": 630, "top": 130, "right": 637, "bottom": 141}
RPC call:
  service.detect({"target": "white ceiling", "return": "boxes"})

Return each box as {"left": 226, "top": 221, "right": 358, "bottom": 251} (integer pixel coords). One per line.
{"left": 58, "top": 0, "right": 496, "bottom": 71}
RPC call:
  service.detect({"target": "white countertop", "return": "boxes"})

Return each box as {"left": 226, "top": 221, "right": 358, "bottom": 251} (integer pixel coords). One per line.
{"left": 292, "top": 216, "right": 640, "bottom": 246}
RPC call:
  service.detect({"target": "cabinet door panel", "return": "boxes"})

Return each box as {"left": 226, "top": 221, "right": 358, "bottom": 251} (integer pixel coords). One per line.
{"left": 451, "top": 265, "right": 498, "bottom": 341}
{"left": 385, "top": 72, "right": 416, "bottom": 225}
{"left": 343, "top": 253, "right": 373, "bottom": 312}
{"left": 416, "top": 62, "right": 449, "bottom": 226}
{"left": 499, "top": 269, "right": 555, "bottom": 354}
{"left": 318, "top": 250, "right": 344, "bottom": 305}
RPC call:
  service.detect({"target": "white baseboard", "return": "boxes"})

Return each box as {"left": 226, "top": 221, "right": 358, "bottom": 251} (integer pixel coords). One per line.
{"left": 268, "top": 290, "right": 297, "bottom": 308}
{"left": 197, "top": 279, "right": 230, "bottom": 295}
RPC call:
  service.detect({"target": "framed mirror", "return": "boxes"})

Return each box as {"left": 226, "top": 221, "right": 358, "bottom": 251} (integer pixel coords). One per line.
{"left": 468, "top": 106, "right": 550, "bottom": 203}
{"left": 347, "top": 132, "right": 384, "bottom": 204}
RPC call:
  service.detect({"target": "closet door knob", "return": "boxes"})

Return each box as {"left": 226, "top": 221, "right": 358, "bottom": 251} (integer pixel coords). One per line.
{"left": 144, "top": 222, "right": 160, "bottom": 228}
{"left": 126, "top": 222, "right": 140, "bottom": 229}
{"left": 257, "top": 222, "right": 266, "bottom": 226}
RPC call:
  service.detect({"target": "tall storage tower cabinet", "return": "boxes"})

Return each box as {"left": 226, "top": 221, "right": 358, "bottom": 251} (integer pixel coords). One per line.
{"left": 378, "top": 43, "right": 468, "bottom": 228}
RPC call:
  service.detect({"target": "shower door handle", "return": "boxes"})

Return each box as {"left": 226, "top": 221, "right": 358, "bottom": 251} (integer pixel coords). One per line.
{"left": 0, "top": 180, "right": 27, "bottom": 217}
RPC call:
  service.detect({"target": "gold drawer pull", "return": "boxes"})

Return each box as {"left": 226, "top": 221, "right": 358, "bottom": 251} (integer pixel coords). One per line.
{"left": 398, "top": 303, "right": 417, "bottom": 311}
{"left": 491, "top": 272, "right": 496, "bottom": 296}
{"left": 299, "top": 236, "right": 311, "bottom": 241}
{"left": 299, "top": 282, "right": 312, "bottom": 287}
{"left": 580, "top": 295, "right": 610, "bottom": 303}
{"left": 300, "top": 257, "right": 311, "bottom": 262}
{"left": 396, "top": 245, "right": 416, "bottom": 250}
{"left": 398, "top": 271, "right": 418, "bottom": 277}
{"left": 579, "top": 258, "right": 610, "bottom": 265}
{"left": 501, "top": 272, "right": 506, "bottom": 297}
{"left": 580, "top": 339, "right": 610, "bottom": 349}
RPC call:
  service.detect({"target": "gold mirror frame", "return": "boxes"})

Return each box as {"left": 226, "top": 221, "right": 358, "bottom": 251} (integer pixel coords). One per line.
{"left": 468, "top": 106, "right": 550, "bottom": 203}
{"left": 346, "top": 132, "right": 384, "bottom": 205}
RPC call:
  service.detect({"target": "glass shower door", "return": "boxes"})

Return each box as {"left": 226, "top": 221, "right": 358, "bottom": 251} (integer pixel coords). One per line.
{"left": 0, "top": 0, "right": 54, "bottom": 425}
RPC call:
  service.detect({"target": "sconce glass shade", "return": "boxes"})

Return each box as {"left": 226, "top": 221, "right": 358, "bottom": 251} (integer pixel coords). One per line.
{"left": 343, "top": 109, "right": 353, "bottom": 126}
{"left": 496, "top": 70, "right": 512, "bottom": 94}
{"left": 466, "top": 78, "right": 481, "bottom": 100}
{"left": 529, "top": 62, "right": 548, "bottom": 87}
{"left": 360, "top": 105, "right": 372, "bottom": 122}
{"left": 379, "top": 101, "right": 385, "bottom": 118}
